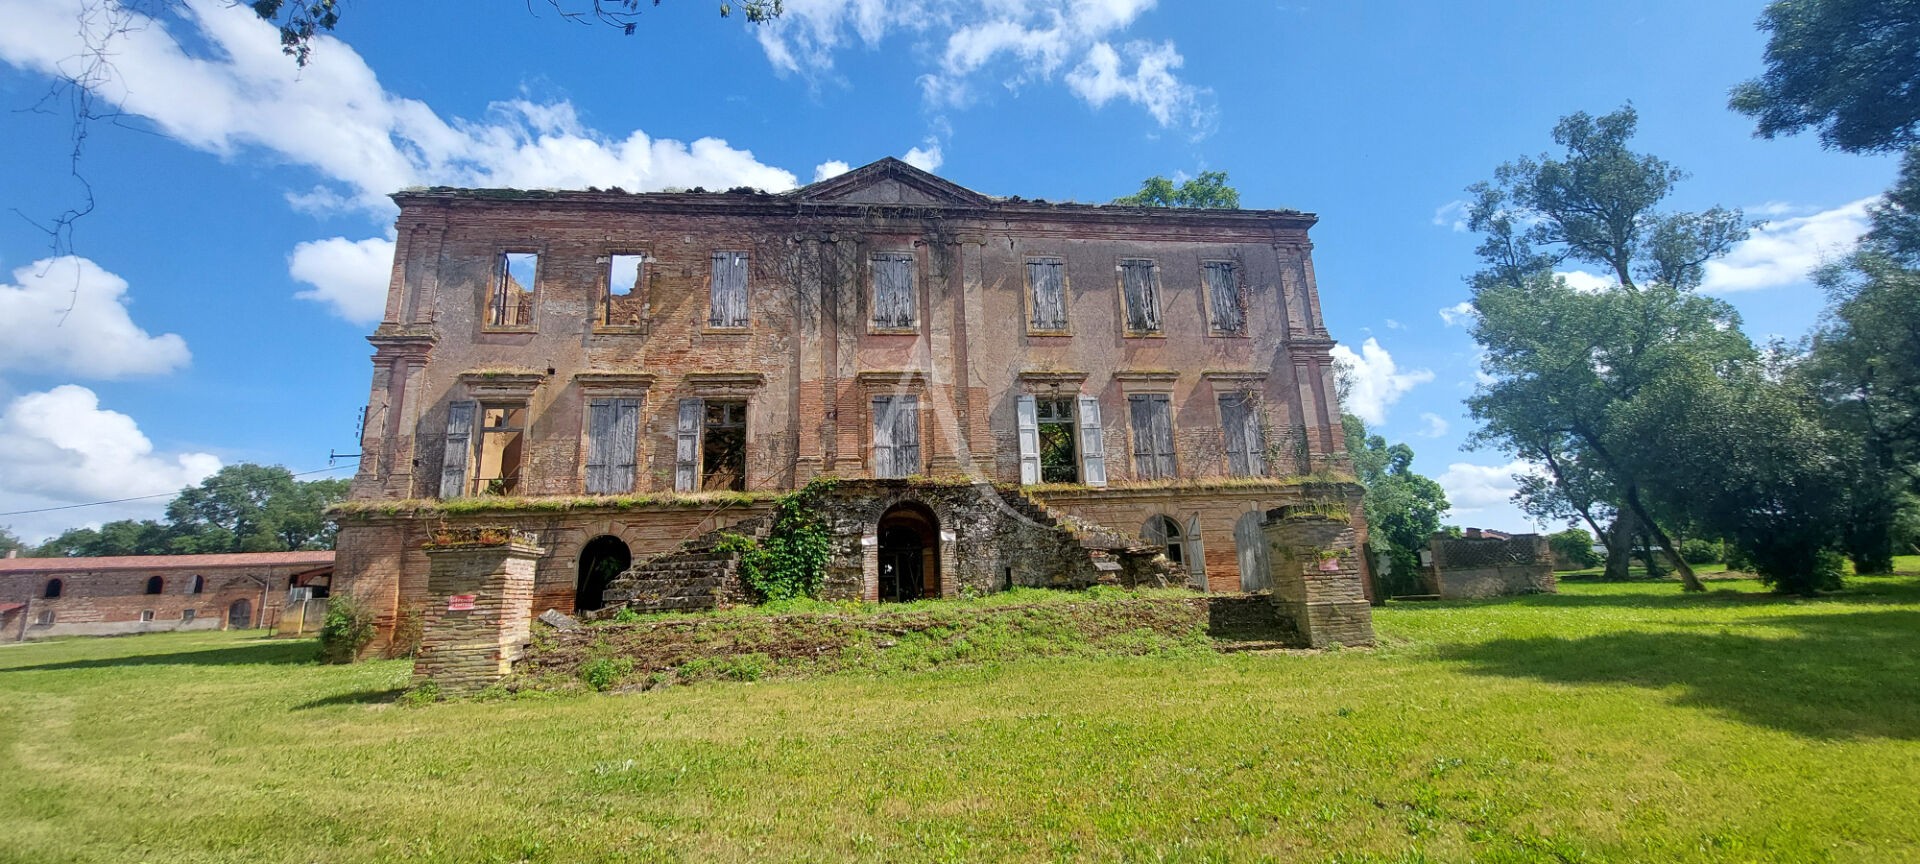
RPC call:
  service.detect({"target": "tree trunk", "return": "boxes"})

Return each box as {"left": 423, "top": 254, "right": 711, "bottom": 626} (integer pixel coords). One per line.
{"left": 1603, "top": 508, "right": 1635, "bottom": 582}
{"left": 1625, "top": 489, "right": 1704, "bottom": 592}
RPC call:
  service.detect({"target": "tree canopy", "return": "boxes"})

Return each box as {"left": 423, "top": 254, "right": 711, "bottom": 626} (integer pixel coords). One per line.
{"left": 1342, "top": 415, "right": 1450, "bottom": 596}
{"left": 1729, "top": 0, "right": 1920, "bottom": 152}
{"left": 1112, "top": 172, "right": 1240, "bottom": 209}
{"left": 30, "top": 464, "right": 349, "bottom": 558}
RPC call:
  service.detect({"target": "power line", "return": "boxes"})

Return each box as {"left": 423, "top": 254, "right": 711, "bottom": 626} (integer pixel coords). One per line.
{"left": 0, "top": 464, "right": 355, "bottom": 518}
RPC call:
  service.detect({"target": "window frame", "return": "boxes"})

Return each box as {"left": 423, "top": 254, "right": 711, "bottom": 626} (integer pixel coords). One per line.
{"left": 1127, "top": 393, "right": 1178, "bottom": 481}
{"left": 485, "top": 250, "right": 541, "bottom": 332}
{"left": 870, "top": 394, "right": 922, "bottom": 479}
{"left": 471, "top": 402, "right": 530, "bottom": 496}
{"left": 1024, "top": 256, "right": 1070, "bottom": 335}
{"left": 598, "top": 251, "right": 649, "bottom": 331}
{"left": 1117, "top": 258, "right": 1164, "bottom": 337}
{"left": 869, "top": 251, "right": 918, "bottom": 333}
{"left": 1202, "top": 259, "right": 1247, "bottom": 336}
{"left": 707, "top": 250, "right": 751, "bottom": 330}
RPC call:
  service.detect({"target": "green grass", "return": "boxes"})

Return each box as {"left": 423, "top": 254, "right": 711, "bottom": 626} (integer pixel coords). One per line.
{"left": 3, "top": 565, "right": 1919, "bottom": 863}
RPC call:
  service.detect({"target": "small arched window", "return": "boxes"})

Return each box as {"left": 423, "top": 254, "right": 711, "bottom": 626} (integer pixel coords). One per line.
{"left": 145, "top": 576, "right": 164, "bottom": 595}
{"left": 1142, "top": 515, "right": 1185, "bottom": 565}
{"left": 191, "top": 575, "right": 205, "bottom": 594}
{"left": 44, "top": 579, "right": 63, "bottom": 599}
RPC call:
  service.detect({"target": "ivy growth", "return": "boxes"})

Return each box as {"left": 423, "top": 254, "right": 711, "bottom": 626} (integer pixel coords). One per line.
{"left": 719, "top": 479, "right": 837, "bottom": 603}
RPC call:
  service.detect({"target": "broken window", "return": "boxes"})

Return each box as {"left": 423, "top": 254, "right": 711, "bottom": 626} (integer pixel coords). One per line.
{"left": 684, "top": 399, "right": 747, "bottom": 492}
{"left": 489, "top": 252, "right": 538, "bottom": 328}
{"left": 1205, "top": 261, "right": 1244, "bottom": 334}
{"left": 709, "top": 251, "right": 749, "bottom": 327}
{"left": 182, "top": 608, "right": 197, "bottom": 623}
{"left": 1027, "top": 258, "right": 1067, "bottom": 331}
{"left": 584, "top": 398, "right": 641, "bottom": 494}
{"left": 145, "top": 576, "right": 164, "bottom": 595}
{"left": 1120, "top": 259, "right": 1161, "bottom": 334}
{"left": 1016, "top": 394, "right": 1107, "bottom": 487}
{"left": 872, "top": 252, "right": 916, "bottom": 329}
{"left": 473, "top": 404, "right": 527, "bottom": 495}
{"left": 871, "top": 395, "right": 921, "bottom": 478}
{"left": 1036, "top": 398, "right": 1078, "bottom": 483}
{"left": 1128, "top": 394, "right": 1177, "bottom": 480}
{"left": 603, "top": 253, "right": 646, "bottom": 327}
{"left": 1219, "top": 393, "right": 1268, "bottom": 477}
{"left": 43, "top": 579, "right": 61, "bottom": 599}
{"left": 1143, "top": 515, "right": 1185, "bottom": 565}
{"left": 139, "top": 610, "right": 155, "bottom": 622}
{"left": 35, "top": 610, "right": 53, "bottom": 626}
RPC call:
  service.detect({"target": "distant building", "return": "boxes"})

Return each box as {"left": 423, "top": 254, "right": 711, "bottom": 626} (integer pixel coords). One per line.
{"left": 0, "top": 551, "right": 333, "bottom": 641}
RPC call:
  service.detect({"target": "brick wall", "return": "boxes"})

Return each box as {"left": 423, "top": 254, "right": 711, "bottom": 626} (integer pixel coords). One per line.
{"left": 0, "top": 554, "right": 331, "bottom": 641}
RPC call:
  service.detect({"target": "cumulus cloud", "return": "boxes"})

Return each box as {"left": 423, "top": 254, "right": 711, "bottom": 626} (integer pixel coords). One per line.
{"left": 1432, "top": 199, "right": 1471, "bottom": 232}
{"left": 1555, "top": 270, "right": 1614, "bottom": 293}
{"left": 0, "top": 257, "right": 190, "bottom": 379}
{"left": 1417, "top": 413, "right": 1450, "bottom": 438}
{"left": 1435, "top": 459, "right": 1537, "bottom": 517}
{"left": 289, "top": 237, "right": 397, "bottom": 325}
{"left": 1703, "top": 197, "right": 1875, "bottom": 293}
{"left": 813, "top": 160, "right": 853, "bottom": 182}
{"left": 902, "top": 141, "right": 944, "bottom": 172}
{"left": 1331, "top": 337, "right": 1434, "bottom": 426}
{"left": 758, "top": 0, "right": 1212, "bottom": 133}
{"left": 1438, "top": 301, "right": 1476, "bottom": 327}
{"left": 0, "top": 385, "right": 221, "bottom": 541}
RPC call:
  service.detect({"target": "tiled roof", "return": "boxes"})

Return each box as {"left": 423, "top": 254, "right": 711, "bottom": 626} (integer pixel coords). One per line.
{"left": 0, "top": 551, "right": 334, "bottom": 573}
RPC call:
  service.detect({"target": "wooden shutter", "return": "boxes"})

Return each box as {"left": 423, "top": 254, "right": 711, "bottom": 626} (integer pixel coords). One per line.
{"left": 873, "top": 253, "right": 914, "bottom": 328}
{"left": 1076, "top": 395, "right": 1107, "bottom": 487}
{"left": 1221, "top": 395, "right": 1250, "bottom": 477}
{"left": 438, "top": 401, "right": 476, "bottom": 499}
{"left": 585, "top": 399, "right": 613, "bottom": 493}
{"left": 674, "top": 398, "right": 701, "bottom": 492}
{"left": 1241, "top": 397, "right": 1267, "bottom": 477}
{"left": 896, "top": 396, "right": 920, "bottom": 476}
{"left": 1206, "top": 262, "right": 1243, "bottom": 334}
{"left": 586, "top": 399, "right": 639, "bottom": 494}
{"left": 1152, "top": 396, "right": 1177, "bottom": 479}
{"left": 1185, "top": 514, "right": 1208, "bottom": 590}
{"left": 1028, "top": 260, "right": 1066, "bottom": 330}
{"left": 1016, "top": 394, "right": 1040, "bottom": 485}
{"left": 709, "top": 252, "right": 747, "bottom": 327}
{"left": 1128, "top": 395, "right": 1155, "bottom": 479}
{"left": 1122, "top": 260, "right": 1160, "bottom": 333}
{"left": 872, "top": 397, "right": 896, "bottom": 478}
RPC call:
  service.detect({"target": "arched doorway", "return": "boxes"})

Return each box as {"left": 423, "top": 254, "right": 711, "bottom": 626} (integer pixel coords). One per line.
{"left": 577, "top": 535, "right": 631, "bottom": 613}
{"left": 227, "top": 599, "right": 252, "bottom": 629}
{"left": 877, "top": 503, "right": 939, "bottom": 602}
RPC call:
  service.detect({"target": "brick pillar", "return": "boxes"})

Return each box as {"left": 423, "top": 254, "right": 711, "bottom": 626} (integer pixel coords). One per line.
{"left": 1263, "top": 507, "right": 1375, "bottom": 648}
{"left": 415, "top": 540, "right": 543, "bottom": 692}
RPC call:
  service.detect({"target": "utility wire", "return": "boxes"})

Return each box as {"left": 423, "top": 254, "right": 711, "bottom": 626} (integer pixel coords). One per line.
{"left": 0, "top": 464, "right": 355, "bottom": 517}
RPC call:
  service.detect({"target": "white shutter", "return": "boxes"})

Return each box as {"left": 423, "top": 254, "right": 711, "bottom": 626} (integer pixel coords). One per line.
{"left": 438, "top": 401, "right": 475, "bottom": 499}
{"left": 674, "top": 398, "right": 701, "bottom": 492}
{"left": 1186, "top": 514, "right": 1208, "bottom": 591}
{"left": 1015, "top": 395, "right": 1040, "bottom": 485}
{"left": 1076, "top": 395, "right": 1107, "bottom": 487}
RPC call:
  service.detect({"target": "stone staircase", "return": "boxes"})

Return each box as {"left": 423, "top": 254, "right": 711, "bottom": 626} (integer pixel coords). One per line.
{"left": 993, "top": 486, "right": 1182, "bottom": 588}
{"left": 594, "top": 513, "right": 773, "bottom": 616}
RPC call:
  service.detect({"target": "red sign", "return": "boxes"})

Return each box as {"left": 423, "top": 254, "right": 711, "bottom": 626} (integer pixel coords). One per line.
{"left": 447, "top": 594, "right": 477, "bottom": 612}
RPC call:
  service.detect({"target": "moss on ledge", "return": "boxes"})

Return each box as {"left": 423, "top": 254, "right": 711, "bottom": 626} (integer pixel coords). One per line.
{"left": 330, "top": 490, "right": 777, "bottom": 519}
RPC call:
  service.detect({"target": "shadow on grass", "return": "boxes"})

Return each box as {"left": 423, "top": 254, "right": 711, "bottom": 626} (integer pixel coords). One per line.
{"left": 1438, "top": 609, "right": 1920, "bottom": 740}
{"left": 0, "top": 639, "right": 316, "bottom": 673}
{"left": 293, "top": 687, "right": 406, "bottom": 709}
{"left": 1402, "top": 577, "right": 1920, "bottom": 612}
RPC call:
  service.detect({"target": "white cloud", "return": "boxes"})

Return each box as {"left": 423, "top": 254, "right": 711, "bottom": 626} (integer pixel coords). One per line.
{"left": 813, "top": 160, "right": 852, "bottom": 182}
{"left": 1384, "top": 319, "right": 1403, "bottom": 330}
{"left": 0, "top": 385, "right": 221, "bottom": 541}
{"left": 902, "top": 141, "right": 944, "bottom": 172}
{"left": 1438, "top": 301, "right": 1476, "bottom": 327}
{"left": 759, "top": 0, "right": 1212, "bottom": 133}
{"left": 1435, "top": 459, "right": 1537, "bottom": 516}
{"left": 1432, "top": 199, "right": 1470, "bottom": 232}
{"left": 1417, "top": 413, "right": 1449, "bottom": 438}
{"left": 1331, "top": 337, "right": 1434, "bottom": 426}
{"left": 1702, "top": 197, "right": 1875, "bottom": 293}
{"left": 0, "top": 257, "right": 190, "bottom": 379}
{"left": 289, "top": 237, "right": 397, "bottom": 325}
{"left": 1556, "top": 270, "right": 1614, "bottom": 293}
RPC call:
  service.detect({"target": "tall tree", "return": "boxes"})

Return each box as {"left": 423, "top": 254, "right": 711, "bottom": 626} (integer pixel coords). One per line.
{"left": 28, "top": 464, "right": 349, "bottom": 557}
{"left": 1730, "top": 0, "right": 1920, "bottom": 153}
{"left": 1113, "top": 172, "right": 1241, "bottom": 209}
{"left": 1343, "top": 415, "right": 1451, "bottom": 595}
{"left": 1464, "top": 107, "right": 1756, "bottom": 591}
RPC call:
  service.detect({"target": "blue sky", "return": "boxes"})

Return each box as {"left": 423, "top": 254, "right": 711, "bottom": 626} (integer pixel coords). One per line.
{"left": 0, "top": 0, "right": 1898, "bottom": 540}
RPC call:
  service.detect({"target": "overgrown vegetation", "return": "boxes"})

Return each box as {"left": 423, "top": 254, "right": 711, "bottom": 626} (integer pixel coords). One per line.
{"left": 717, "top": 479, "right": 836, "bottom": 603}
{"left": 29, "top": 463, "right": 348, "bottom": 558}
{"left": 316, "top": 595, "right": 377, "bottom": 664}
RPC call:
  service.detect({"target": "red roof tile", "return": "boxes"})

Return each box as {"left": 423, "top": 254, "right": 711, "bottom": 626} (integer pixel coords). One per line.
{"left": 0, "top": 551, "right": 334, "bottom": 573}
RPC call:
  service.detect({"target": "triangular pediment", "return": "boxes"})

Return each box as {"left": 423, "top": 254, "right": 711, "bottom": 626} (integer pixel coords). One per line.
{"left": 786, "top": 157, "right": 992, "bottom": 206}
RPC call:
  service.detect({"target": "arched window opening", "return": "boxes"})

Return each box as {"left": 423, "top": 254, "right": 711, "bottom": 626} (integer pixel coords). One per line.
{"left": 191, "top": 575, "right": 205, "bottom": 594}
{"left": 44, "top": 579, "right": 63, "bottom": 599}
{"left": 576, "top": 535, "right": 631, "bottom": 614}
{"left": 145, "top": 576, "right": 164, "bottom": 595}
{"left": 1142, "top": 515, "right": 1186, "bottom": 566}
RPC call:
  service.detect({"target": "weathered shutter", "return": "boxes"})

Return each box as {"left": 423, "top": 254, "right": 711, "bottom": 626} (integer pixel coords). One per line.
{"left": 872, "top": 398, "right": 896, "bottom": 478}
{"left": 611, "top": 398, "right": 640, "bottom": 491}
{"left": 585, "top": 399, "right": 613, "bottom": 493}
{"left": 1241, "top": 397, "right": 1267, "bottom": 477}
{"left": 1206, "top": 262, "right": 1243, "bottom": 334}
{"left": 1016, "top": 395, "right": 1041, "bottom": 485}
{"left": 1076, "top": 395, "right": 1107, "bottom": 487}
{"left": 1150, "top": 395, "right": 1177, "bottom": 479}
{"left": 1122, "top": 261, "right": 1160, "bottom": 332}
{"left": 1128, "top": 395, "right": 1155, "bottom": 478}
{"left": 873, "top": 254, "right": 914, "bottom": 328}
{"left": 587, "top": 399, "right": 639, "bottom": 494}
{"left": 438, "top": 401, "right": 476, "bottom": 499}
{"left": 896, "top": 396, "right": 920, "bottom": 475}
{"left": 1185, "top": 514, "right": 1208, "bottom": 590}
{"left": 710, "top": 252, "right": 747, "bottom": 327}
{"left": 1029, "top": 260, "right": 1066, "bottom": 330}
{"left": 1235, "top": 512, "right": 1272, "bottom": 592}
{"left": 1222, "top": 396, "right": 1250, "bottom": 477}
{"left": 674, "top": 398, "right": 701, "bottom": 492}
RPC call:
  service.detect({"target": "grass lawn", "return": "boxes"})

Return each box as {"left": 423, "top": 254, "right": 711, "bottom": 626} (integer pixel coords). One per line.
{"left": 3, "top": 564, "right": 1919, "bottom": 863}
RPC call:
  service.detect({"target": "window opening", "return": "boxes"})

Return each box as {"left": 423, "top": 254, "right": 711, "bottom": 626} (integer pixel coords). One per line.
{"left": 44, "top": 579, "right": 62, "bottom": 599}
{"left": 36, "top": 610, "right": 54, "bottom": 626}
{"left": 1028, "top": 259, "right": 1067, "bottom": 331}
{"left": 1128, "top": 394, "right": 1177, "bottom": 480}
{"left": 182, "top": 608, "right": 197, "bottom": 623}
{"left": 604, "top": 254, "right": 646, "bottom": 326}
{"left": 145, "top": 576, "right": 164, "bottom": 595}
{"left": 872, "top": 252, "right": 916, "bottom": 329}
{"left": 709, "top": 251, "right": 749, "bottom": 327}
{"left": 1219, "top": 393, "right": 1268, "bottom": 477}
{"left": 190, "top": 575, "right": 205, "bottom": 594}
{"left": 1120, "top": 259, "right": 1161, "bottom": 334}
{"left": 1205, "top": 261, "right": 1244, "bottom": 334}
{"left": 1143, "top": 515, "right": 1185, "bottom": 565}
{"left": 701, "top": 400, "right": 748, "bottom": 491}
{"left": 139, "top": 610, "right": 155, "bottom": 622}
{"left": 871, "top": 395, "right": 921, "bottom": 478}
{"left": 585, "top": 398, "right": 641, "bottom": 494}
{"left": 473, "top": 405, "right": 527, "bottom": 495}
{"left": 1036, "top": 398, "right": 1079, "bottom": 483}
{"left": 489, "top": 252, "right": 538, "bottom": 328}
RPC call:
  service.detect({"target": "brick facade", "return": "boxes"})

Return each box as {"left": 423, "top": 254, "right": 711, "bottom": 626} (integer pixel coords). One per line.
{"left": 334, "top": 158, "right": 1363, "bottom": 646}
{"left": 0, "top": 552, "right": 333, "bottom": 641}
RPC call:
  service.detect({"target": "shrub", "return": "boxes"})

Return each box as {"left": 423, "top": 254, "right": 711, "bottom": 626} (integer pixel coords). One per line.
{"left": 580, "top": 657, "right": 634, "bottom": 692}
{"left": 1548, "top": 528, "right": 1602, "bottom": 570}
{"left": 731, "top": 479, "right": 836, "bottom": 603}
{"left": 1680, "top": 538, "right": 1723, "bottom": 565}
{"left": 316, "top": 595, "right": 378, "bottom": 664}
{"left": 385, "top": 609, "right": 424, "bottom": 659}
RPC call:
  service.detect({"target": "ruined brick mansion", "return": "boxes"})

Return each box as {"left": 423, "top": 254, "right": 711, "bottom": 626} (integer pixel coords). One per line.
{"left": 332, "top": 158, "right": 1369, "bottom": 653}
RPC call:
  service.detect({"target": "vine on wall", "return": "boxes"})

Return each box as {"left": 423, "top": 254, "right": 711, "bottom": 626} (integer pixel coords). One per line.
{"left": 716, "top": 478, "right": 838, "bottom": 602}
